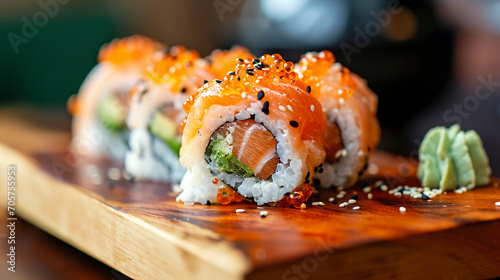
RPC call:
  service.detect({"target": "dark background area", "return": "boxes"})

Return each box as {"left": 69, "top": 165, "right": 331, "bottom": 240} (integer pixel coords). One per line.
{"left": 1, "top": 0, "right": 499, "bottom": 174}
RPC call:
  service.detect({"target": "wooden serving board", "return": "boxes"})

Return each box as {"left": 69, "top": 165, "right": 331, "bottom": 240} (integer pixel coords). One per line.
{"left": 1, "top": 113, "right": 500, "bottom": 279}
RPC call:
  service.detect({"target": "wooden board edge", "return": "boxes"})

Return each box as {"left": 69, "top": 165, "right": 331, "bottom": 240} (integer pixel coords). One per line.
{"left": 0, "top": 143, "right": 250, "bottom": 280}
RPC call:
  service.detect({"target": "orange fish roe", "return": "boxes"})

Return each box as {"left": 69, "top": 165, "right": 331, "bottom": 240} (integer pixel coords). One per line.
{"left": 216, "top": 186, "right": 244, "bottom": 205}
{"left": 277, "top": 184, "right": 314, "bottom": 208}
{"left": 98, "top": 35, "right": 163, "bottom": 65}
{"left": 145, "top": 46, "right": 203, "bottom": 93}
{"left": 207, "top": 46, "right": 254, "bottom": 79}
{"left": 299, "top": 50, "right": 357, "bottom": 100}
{"left": 183, "top": 53, "right": 307, "bottom": 116}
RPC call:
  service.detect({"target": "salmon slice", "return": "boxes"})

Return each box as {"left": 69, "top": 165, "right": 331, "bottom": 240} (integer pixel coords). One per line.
{"left": 324, "top": 121, "right": 344, "bottom": 163}
{"left": 212, "top": 119, "right": 279, "bottom": 180}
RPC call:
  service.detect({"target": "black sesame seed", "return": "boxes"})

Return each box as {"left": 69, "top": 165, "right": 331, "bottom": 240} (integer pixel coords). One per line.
{"left": 260, "top": 212, "right": 267, "bottom": 218}
{"left": 313, "top": 178, "right": 320, "bottom": 185}
{"left": 314, "top": 166, "right": 318, "bottom": 172}
{"left": 215, "top": 79, "right": 223, "bottom": 83}
{"left": 351, "top": 194, "right": 359, "bottom": 200}
{"left": 252, "top": 59, "right": 260, "bottom": 64}
{"left": 367, "top": 146, "right": 372, "bottom": 152}
{"left": 261, "top": 101, "right": 270, "bottom": 115}
{"left": 307, "top": 86, "right": 311, "bottom": 93}
{"left": 305, "top": 172, "right": 310, "bottom": 180}
{"left": 237, "top": 58, "right": 244, "bottom": 63}
{"left": 421, "top": 194, "right": 429, "bottom": 200}
{"left": 290, "top": 120, "right": 299, "bottom": 128}
{"left": 257, "top": 90, "right": 265, "bottom": 100}
{"left": 107, "top": 181, "right": 115, "bottom": 189}
{"left": 340, "top": 69, "right": 345, "bottom": 73}
{"left": 285, "top": 192, "right": 291, "bottom": 196}
{"left": 255, "top": 64, "right": 263, "bottom": 70}
{"left": 181, "top": 87, "right": 187, "bottom": 93}
{"left": 206, "top": 200, "right": 211, "bottom": 205}
{"left": 246, "top": 69, "right": 255, "bottom": 76}
{"left": 331, "top": 199, "right": 338, "bottom": 204}
{"left": 228, "top": 71, "right": 236, "bottom": 75}
{"left": 203, "top": 80, "right": 208, "bottom": 84}
{"left": 237, "top": 76, "right": 241, "bottom": 81}
{"left": 318, "top": 168, "right": 324, "bottom": 174}
{"left": 305, "top": 179, "right": 310, "bottom": 184}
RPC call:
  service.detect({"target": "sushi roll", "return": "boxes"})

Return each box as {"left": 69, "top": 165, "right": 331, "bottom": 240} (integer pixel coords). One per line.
{"left": 297, "top": 51, "right": 380, "bottom": 188}
{"left": 68, "top": 35, "right": 164, "bottom": 160}
{"left": 125, "top": 46, "right": 254, "bottom": 182}
{"left": 177, "top": 54, "right": 327, "bottom": 206}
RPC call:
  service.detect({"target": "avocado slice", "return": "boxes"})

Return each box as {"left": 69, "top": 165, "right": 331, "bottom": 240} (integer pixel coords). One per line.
{"left": 149, "top": 111, "right": 182, "bottom": 155}
{"left": 205, "top": 137, "right": 254, "bottom": 177}
{"left": 98, "top": 94, "right": 128, "bottom": 132}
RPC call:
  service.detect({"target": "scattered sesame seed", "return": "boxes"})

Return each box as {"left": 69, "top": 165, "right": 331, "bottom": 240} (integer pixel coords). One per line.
{"left": 351, "top": 194, "right": 359, "bottom": 200}
{"left": 380, "top": 185, "right": 389, "bottom": 192}
{"left": 353, "top": 206, "right": 360, "bottom": 210}
{"left": 290, "top": 120, "right": 299, "bottom": 128}
{"left": 203, "top": 80, "right": 208, "bottom": 84}
{"left": 339, "top": 98, "right": 345, "bottom": 105}
{"left": 236, "top": 209, "right": 245, "bottom": 213}
{"left": 237, "top": 58, "right": 244, "bottom": 63}
{"left": 241, "top": 92, "right": 247, "bottom": 98}
{"left": 399, "top": 207, "right": 407, "bottom": 213}
{"left": 307, "top": 86, "right": 311, "bottom": 93}
{"left": 278, "top": 105, "right": 286, "bottom": 111}
{"left": 300, "top": 203, "right": 307, "bottom": 209}
{"left": 260, "top": 211, "right": 268, "bottom": 218}
{"left": 495, "top": 202, "right": 500, "bottom": 206}
{"left": 252, "top": 59, "right": 260, "bottom": 64}
{"left": 312, "top": 202, "right": 325, "bottom": 206}
{"left": 228, "top": 71, "right": 236, "bottom": 75}
{"left": 181, "top": 87, "right": 187, "bottom": 93}
{"left": 421, "top": 193, "right": 429, "bottom": 200}
{"left": 107, "top": 181, "right": 114, "bottom": 189}
{"left": 287, "top": 105, "right": 293, "bottom": 112}
{"left": 363, "top": 186, "right": 372, "bottom": 193}
{"left": 215, "top": 79, "right": 222, "bottom": 83}
{"left": 206, "top": 200, "right": 211, "bottom": 206}
{"left": 107, "top": 167, "right": 121, "bottom": 181}
{"left": 257, "top": 90, "right": 265, "bottom": 100}
{"left": 348, "top": 199, "right": 357, "bottom": 204}
{"left": 336, "top": 193, "right": 344, "bottom": 199}
{"left": 172, "top": 184, "right": 182, "bottom": 193}
{"left": 246, "top": 69, "right": 255, "bottom": 76}
{"left": 339, "top": 202, "right": 349, "bottom": 208}
{"left": 310, "top": 105, "right": 315, "bottom": 112}
{"left": 261, "top": 101, "right": 270, "bottom": 115}
{"left": 367, "top": 193, "right": 373, "bottom": 200}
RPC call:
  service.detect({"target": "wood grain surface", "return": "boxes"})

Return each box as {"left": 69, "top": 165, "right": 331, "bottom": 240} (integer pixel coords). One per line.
{"left": 0, "top": 107, "right": 500, "bottom": 279}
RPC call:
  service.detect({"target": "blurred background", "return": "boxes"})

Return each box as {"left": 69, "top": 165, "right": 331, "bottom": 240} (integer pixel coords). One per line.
{"left": 1, "top": 0, "right": 499, "bottom": 175}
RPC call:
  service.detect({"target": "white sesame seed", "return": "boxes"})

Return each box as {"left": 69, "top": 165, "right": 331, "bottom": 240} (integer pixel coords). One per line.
{"left": 402, "top": 190, "right": 411, "bottom": 195}
{"left": 367, "top": 193, "right": 373, "bottom": 200}
{"left": 333, "top": 62, "right": 342, "bottom": 69}
{"left": 256, "top": 206, "right": 266, "bottom": 209}
{"left": 328, "top": 197, "right": 335, "bottom": 202}
{"left": 339, "top": 202, "right": 348, "bottom": 208}
{"left": 279, "top": 105, "right": 286, "bottom": 111}
{"left": 399, "top": 207, "right": 407, "bottom": 213}
{"left": 107, "top": 167, "right": 121, "bottom": 181}
{"left": 336, "top": 194, "right": 345, "bottom": 199}
{"left": 241, "top": 92, "right": 247, "bottom": 98}
{"left": 358, "top": 150, "right": 365, "bottom": 157}
{"left": 348, "top": 199, "right": 357, "bottom": 204}
{"left": 236, "top": 209, "right": 245, "bottom": 213}
{"left": 318, "top": 202, "right": 325, "bottom": 206}
{"left": 394, "top": 192, "right": 402, "bottom": 197}
{"left": 381, "top": 185, "right": 389, "bottom": 192}
{"left": 339, "top": 98, "right": 345, "bottom": 105}
{"left": 363, "top": 186, "right": 371, "bottom": 193}
{"left": 353, "top": 206, "right": 360, "bottom": 210}
{"left": 455, "top": 189, "right": 463, "bottom": 194}
{"left": 310, "top": 105, "right": 315, "bottom": 112}
{"left": 337, "top": 186, "right": 344, "bottom": 191}
{"left": 495, "top": 202, "right": 500, "bottom": 206}
{"left": 411, "top": 193, "right": 422, "bottom": 199}
{"left": 172, "top": 184, "right": 182, "bottom": 193}
{"left": 312, "top": 202, "right": 325, "bottom": 206}
{"left": 287, "top": 105, "right": 293, "bottom": 112}
{"left": 260, "top": 211, "right": 268, "bottom": 217}
{"left": 375, "top": 180, "right": 384, "bottom": 187}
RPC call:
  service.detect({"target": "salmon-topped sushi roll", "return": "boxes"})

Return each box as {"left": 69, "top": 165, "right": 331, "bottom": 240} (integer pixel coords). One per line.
{"left": 68, "top": 35, "right": 164, "bottom": 160}
{"left": 297, "top": 51, "right": 380, "bottom": 188}
{"left": 177, "top": 54, "right": 327, "bottom": 206}
{"left": 125, "top": 46, "right": 254, "bottom": 182}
